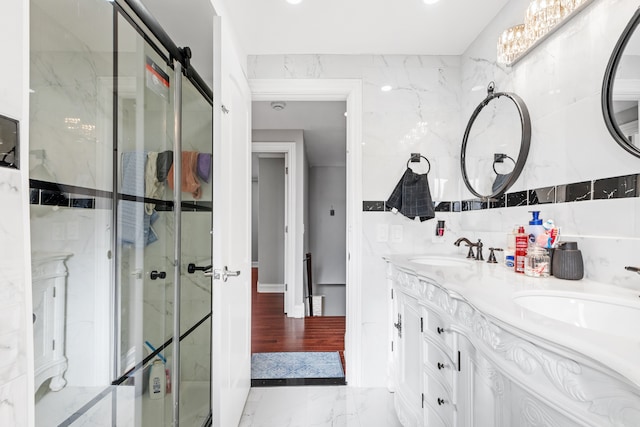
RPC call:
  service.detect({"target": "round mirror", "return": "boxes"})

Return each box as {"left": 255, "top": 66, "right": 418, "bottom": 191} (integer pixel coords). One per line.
{"left": 602, "top": 7, "right": 640, "bottom": 158}
{"left": 461, "top": 82, "right": 531, "bottom": 200}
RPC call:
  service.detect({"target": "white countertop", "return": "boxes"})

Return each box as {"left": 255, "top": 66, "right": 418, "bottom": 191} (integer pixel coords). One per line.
{"left": 384, "top": 254, "right": 640, "bottom": 389}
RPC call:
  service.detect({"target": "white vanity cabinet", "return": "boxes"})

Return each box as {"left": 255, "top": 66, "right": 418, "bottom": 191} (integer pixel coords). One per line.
{"left": 391, "top": 276, "right": 425, "bottom": 427}
{"left": 387, "top": 261, "right": 640, "bottom": 427}
{"left": 32, "top": 252, "right": 72, "bottom": 392}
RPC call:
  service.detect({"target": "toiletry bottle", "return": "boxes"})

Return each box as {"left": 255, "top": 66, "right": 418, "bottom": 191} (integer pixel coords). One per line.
{"left": 528, "top": 211, "right": 544, "bottom": 247}
{"left": 515, "top": 226, "right": 528, "bottom": 273}
{"left": 504, "top": 226, "right": 517, "bottom": 268}
{"left": 435, "top": 220, "right": 445, "bottom": 236}
{"left": 149, "top": 359, "right": 166, "bottom": 400}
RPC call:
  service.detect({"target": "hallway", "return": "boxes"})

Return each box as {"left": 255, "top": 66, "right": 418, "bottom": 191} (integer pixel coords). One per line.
{"left": 251, "top": 268, "right": 346, "bottom": 374}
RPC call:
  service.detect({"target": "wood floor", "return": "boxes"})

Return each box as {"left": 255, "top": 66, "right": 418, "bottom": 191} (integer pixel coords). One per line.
{"left": 251, "top": 268, "right": 346, "bottom": 371}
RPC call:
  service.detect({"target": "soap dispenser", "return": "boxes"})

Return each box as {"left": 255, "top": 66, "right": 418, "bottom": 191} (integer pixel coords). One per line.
{"left": 552, "top": 241, "right": 584, "bottom": 280}
{"left": 528, "top": 211, "right": 544, "bottom": 246}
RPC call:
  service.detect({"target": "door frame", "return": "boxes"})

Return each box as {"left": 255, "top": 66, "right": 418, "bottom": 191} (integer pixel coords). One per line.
{"left": 251, "top": 143, "right": 296, "bottom": 315}
{"left": 249, "top": 79, "right": 363, "bottom": 386}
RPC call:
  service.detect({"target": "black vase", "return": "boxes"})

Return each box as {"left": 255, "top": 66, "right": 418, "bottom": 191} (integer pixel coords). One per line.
{"left": 552, "top": 241, "right": 584, "bottom": 280}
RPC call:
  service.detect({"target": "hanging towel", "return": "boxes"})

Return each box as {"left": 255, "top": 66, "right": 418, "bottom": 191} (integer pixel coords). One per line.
{"left": 491, "top": 173, "right": 510, "bottom": 194}
{"left": 197, "top": 153, "right": 212, "bottom": 183}
{"left": 145, "top": 152, "right": 165, "bottom": 215}
{"left": 168, "top": 151, "right": 202, "bottom": 199}
{"left": 119, "top": 151, "right": 158, "bottom": 247}
{"left": 386, "top": 168, "right": 435, "bottom": 222}
{"left": 156, "top": 150, "right": 173, "bottom": 182}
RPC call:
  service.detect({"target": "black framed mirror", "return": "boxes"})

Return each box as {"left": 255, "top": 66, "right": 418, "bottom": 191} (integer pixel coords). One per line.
{"left": 460, "top": 82, "right": 531, "bottom": 200}
{"left": 602, "top": 6, "right": 640, "bottom": 158}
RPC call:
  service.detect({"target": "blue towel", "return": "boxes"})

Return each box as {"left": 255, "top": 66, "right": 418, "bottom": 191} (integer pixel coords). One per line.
{"left": 119, "top": 152, "right": 158, "bottom": 247}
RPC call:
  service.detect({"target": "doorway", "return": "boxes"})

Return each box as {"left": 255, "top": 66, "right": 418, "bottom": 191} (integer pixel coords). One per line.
{"left": 250, "top": 79, "right": 363, "bottom": 385}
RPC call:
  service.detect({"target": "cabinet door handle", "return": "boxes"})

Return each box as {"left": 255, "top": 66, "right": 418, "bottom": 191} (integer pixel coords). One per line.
{"left": 393, "top": 314, "right": 402, "bottom": 338}
{"left": 437, "top": 362, "right": 449, "bottom": 370}
{"left": 436, "top": 326, "right": 449, "bottom": 335}
{"left": 437, "top": 397, "right": 447, "bottom": 406}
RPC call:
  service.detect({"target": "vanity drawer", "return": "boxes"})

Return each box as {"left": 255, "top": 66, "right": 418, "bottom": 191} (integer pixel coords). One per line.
{"left": 423, "top": 338, "right": 455, "bottom": 391}
{"left": 423, "top": 373, "right": 454, "bottom": 427}
{"left": 422, "top": 306, "right": 454, "bottom": 353}
{"left": 424, "top": 403, "right": 449, "bottom": 427}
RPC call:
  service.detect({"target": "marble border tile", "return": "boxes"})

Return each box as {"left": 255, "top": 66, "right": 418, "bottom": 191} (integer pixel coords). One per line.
{"left": 593, "top": 174, "right": 639, "bottom": 200}
{"left": 506, "top": 191, "right": 528, "bottom": 207}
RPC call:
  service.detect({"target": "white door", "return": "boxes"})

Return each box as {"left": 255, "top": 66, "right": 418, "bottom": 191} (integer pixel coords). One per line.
{"left": 211, "top": 16, "right": 252, "bottom": 427}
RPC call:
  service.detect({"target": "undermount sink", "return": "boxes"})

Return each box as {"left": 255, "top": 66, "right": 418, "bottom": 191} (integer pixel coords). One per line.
{"left": 513, "top": 291, "right": 640, "bottom": 340}
{"left": 408, "top": 256, "right": 474, "bottom": 267}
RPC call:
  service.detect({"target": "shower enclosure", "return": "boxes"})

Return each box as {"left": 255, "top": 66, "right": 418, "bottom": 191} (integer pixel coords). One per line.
{"left": 29, "top": 0, "right": 214, "bottom": 425}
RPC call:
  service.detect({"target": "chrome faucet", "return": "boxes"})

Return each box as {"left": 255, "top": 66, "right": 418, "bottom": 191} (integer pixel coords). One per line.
{"left": 454, "top": 237, "right": 484, "bottom": 261}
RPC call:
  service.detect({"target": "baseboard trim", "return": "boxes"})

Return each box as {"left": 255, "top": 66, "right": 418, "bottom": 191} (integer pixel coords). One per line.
{"left": 257, "top": 282, "right": 285, "bottom": 293}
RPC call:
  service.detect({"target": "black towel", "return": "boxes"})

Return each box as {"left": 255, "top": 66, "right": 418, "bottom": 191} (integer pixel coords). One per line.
{"left": 156, "top": 150, "right": 173, "bottom": 182}
{"left": 386, "top": 168, "right": 435, "bottom": 222}
{"left": 492, "top": 173, "right": 510, "bottom": 194}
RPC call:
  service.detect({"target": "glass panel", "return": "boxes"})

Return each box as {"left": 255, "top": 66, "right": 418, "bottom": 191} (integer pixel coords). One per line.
{"left": 116, "top": 12, "right": 175, "bottom": 425}
{"left": 30, "top": 0, "right": 116, "bottom": 425}
{"left": 179, "top": 76, "right": 213, "bottom": 425}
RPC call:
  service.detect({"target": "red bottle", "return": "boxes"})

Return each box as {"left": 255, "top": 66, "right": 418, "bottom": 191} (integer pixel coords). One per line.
{"left": 515, "top": 226, "right": 528, "bottom": 274}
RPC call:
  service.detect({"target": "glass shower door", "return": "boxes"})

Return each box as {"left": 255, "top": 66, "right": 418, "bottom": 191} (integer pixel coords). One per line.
{"left": 116, "top": 13, "right": 176, "bottom": 426}
{"left": 177, "top": 76, "right": 213, "bottom": 426}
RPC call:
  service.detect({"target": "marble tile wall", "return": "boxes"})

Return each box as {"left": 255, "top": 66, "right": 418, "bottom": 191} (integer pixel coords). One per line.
{"left": 459, "top": 0, "right": 640, "bottom": 288}
{"left": 0, "top": 0, "right": 31, "bottom": 425}
{"left": 249, "top": 54, "right": 465, "bottom": 387}
{"left": 248, "top": 0, "right": 640, "bottom": 387}
{"left": 0, "top": 170, "right": 31, "bottom": 427}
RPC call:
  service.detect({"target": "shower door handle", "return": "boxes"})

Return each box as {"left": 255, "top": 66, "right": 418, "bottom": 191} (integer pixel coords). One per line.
{"left": 205, "top": 266, "right": 241, "bottom": 282}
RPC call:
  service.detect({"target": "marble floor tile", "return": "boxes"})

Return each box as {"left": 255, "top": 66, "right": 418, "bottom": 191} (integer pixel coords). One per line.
{"left": 239, "top": 386, "right": 401, "bottom": 427}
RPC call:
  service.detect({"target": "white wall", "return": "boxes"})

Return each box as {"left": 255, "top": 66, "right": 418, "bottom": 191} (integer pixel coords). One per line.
{"left": 251, "top": 179, "right": 259, "bottom": 263}
{"left": 252, "top": 129, "right": 308, "bottom": 312}
{"left": 309, "top": 166, "right": 346, "bottom": 285}
{"left": 248, "top": 0, "right": 640, "bottom": 386}
{"left": 0, "top": 0, "right": 33, "bottom": 425}
{"left": 257, "top": 157, "right": 285, "bottom": 285}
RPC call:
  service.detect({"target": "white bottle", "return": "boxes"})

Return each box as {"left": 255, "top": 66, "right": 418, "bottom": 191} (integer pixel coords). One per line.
{"left": 504, "top": 226, "right": 517, "bottom": 268}
{"left": 149, "top": 359, "right": 166, "bottom": 400}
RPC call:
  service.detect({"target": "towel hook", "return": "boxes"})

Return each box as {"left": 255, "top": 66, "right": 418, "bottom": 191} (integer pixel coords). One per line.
{"left": 407, "top": 153, "right": 431, "bottom": 175}
{"left": 492, "top": 153, "right": 515, "bottom": 175}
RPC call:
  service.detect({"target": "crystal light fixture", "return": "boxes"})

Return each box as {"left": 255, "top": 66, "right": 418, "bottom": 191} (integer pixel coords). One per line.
{"left": 524, "top": 0, "right": 570, "bottom": 44}
{"left": 497, "top": 24, "right": 528, "bottom": 65}
{"left": 496, "top": 0, "right": 594, "bottom": 65}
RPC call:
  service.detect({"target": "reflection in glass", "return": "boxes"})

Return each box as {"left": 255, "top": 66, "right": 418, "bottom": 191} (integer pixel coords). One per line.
{"left": 603, "top": 6, "right": 640, "bottom": 158}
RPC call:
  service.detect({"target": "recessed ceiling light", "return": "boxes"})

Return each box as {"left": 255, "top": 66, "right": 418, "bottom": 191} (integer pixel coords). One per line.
{"left": 286, "top": 0, "right": 303, "bottom": 4}
{"left": 381, "top": 85, "right": 393, "bottom": 92}
{"left": 423, "top": 0, "right": 440, "bottom": 4}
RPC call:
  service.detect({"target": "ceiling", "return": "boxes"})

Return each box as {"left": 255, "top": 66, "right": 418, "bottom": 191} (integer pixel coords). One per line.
{"left": 219, "top": 0, "right": 510, "bottom": 56}
{"left": 252, "top": 101, "right": 347, "bottom": 168}
{"left": 140, "top": 0, "right": 512, "bottom": 81}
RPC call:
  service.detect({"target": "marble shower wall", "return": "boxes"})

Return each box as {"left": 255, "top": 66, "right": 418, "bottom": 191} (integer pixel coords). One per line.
{"left": 460, "top": 0, "right": 640, "bottom": 289}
